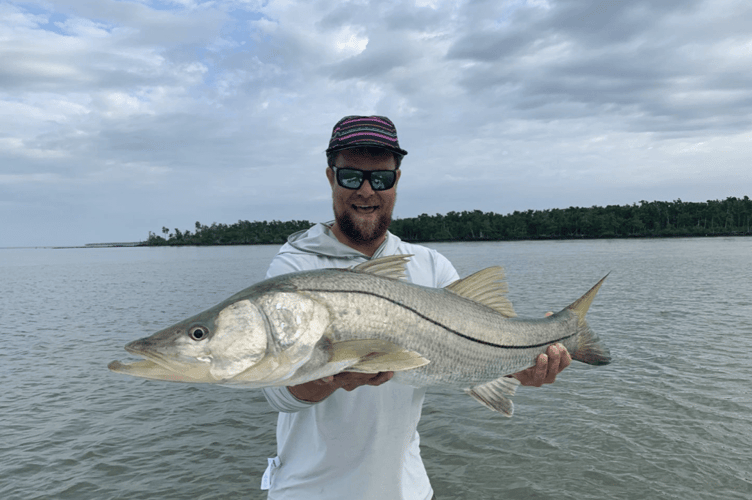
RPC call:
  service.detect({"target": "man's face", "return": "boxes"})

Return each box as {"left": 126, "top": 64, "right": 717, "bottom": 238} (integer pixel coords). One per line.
{"left": 327, "top": 149, "right": 401, "bottom": 247}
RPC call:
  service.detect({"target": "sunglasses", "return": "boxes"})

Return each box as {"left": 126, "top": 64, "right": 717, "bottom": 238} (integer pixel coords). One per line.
{"left": 332, "top": 167, "right": 398, "bottom": 191}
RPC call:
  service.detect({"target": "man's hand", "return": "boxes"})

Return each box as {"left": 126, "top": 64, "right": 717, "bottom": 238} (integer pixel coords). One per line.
{"left": 288, "top": 371, "right": 394, "bottom": 403}
{"left": 511, "top": 311, "right": 572, "bottom": 387}
{"left": 512, "top": 343, "right": 571, "bottom": 387}
{"left": 321, "top": 371, "right": 395, "bottom": 391}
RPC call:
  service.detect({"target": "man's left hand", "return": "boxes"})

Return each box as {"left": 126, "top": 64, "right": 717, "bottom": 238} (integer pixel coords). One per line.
{"left": 512, "top": 343, "right": 571, "bottom": 387}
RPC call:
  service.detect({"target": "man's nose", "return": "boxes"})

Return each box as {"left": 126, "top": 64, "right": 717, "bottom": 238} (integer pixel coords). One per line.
{"left": 355, "top": 176, "right": 376, "bottom": 195}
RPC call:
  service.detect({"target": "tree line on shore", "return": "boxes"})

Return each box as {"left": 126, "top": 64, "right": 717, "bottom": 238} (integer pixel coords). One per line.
{"left": 145, "top": 196, "right": 752, "bottom": 246}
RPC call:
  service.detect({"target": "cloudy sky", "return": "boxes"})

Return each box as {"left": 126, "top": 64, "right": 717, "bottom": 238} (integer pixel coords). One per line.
{"left": 2, "top": 0, "right": 750, "bottom": 247}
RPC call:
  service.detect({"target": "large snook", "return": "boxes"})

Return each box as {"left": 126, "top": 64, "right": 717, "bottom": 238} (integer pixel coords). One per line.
{"left": 109, "top": 255, "right": 611, "bottom": 415}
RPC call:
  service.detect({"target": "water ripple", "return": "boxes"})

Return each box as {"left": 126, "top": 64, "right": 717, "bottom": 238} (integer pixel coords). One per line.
{"left": 2, "top": 240, "right": 752, "bottom": 499}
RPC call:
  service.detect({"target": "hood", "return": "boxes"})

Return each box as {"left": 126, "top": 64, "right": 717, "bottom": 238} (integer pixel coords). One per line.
{"left": 281, "top": 222, "right": 403, "bottom": 259}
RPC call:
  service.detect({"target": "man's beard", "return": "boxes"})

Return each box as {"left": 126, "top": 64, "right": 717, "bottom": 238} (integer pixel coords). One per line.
{"left": 335, "top": 206, "right": 392, "bottom": 245}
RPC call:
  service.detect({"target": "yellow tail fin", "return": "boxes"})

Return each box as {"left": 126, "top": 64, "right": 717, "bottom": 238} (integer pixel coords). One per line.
{"left": 565, "top": 274, "right": 611, "bottom": 366}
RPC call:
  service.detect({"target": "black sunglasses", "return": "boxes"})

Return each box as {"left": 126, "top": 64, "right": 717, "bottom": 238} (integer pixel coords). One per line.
{"left": 332, "top": 167, "right": 397, "bottom": 191}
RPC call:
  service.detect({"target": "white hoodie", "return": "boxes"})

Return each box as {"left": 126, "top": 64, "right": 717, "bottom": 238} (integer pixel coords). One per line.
{"left": 261, "top": 222, "right": 458, "bottom": 500}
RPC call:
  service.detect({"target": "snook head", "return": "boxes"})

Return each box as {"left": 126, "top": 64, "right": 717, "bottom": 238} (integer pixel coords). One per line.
{"left": 124, "top": 299, "right": 269, "bottom": 382}
{"left": 115, "top": 288, "right": 332, "bottom": 385}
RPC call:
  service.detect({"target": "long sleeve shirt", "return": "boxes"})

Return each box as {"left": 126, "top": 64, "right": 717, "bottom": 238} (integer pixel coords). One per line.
{"left": 260, "top": 223, "right": 458, "bottom": 500}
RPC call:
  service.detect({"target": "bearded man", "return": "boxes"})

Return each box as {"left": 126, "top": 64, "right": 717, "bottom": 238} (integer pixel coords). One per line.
{"left": 260, "top": 116, "right": 570, "bottom": 500}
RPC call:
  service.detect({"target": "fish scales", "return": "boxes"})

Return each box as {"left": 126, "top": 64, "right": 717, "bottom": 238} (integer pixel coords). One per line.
{"left": 283, "top": 269, "right": 585, "bottom": 387}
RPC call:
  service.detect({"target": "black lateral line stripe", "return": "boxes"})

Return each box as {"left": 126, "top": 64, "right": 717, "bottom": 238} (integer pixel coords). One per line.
{"left": 301, "top": 288, "right": 576, "bottom": 349}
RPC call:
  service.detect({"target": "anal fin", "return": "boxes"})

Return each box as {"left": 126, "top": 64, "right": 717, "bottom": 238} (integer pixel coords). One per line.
{"left": 465, "top": 376, "right": 521, "bottom": 417}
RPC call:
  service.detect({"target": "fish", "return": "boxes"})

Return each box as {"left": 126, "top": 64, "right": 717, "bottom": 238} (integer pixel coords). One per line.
{"left": 109, "top": 255, "right": 611, "bottom": 415}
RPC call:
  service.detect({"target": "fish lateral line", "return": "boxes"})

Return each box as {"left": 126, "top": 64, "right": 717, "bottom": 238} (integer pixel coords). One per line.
{"left": 298, "top": 287, "right": 576, "bottom": 350}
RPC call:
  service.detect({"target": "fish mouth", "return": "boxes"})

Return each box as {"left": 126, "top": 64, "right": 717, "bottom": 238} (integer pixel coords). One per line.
{"left": 125, "top": 338, "right": 159, "bottom": 359}
{"left": 123, "top": 339, "right": 174, "bottom": 369}
{"left": 110, "top": 340, "right": 201, "bottom": 382}
{"left": 107, "top": 358, "right": 159, "bottom": 372}
{"left": 107, "top": 358, "right": 202, "bottom": 383}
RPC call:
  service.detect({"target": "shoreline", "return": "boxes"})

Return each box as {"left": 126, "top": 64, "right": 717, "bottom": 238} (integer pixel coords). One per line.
{"left": 4, "top": 232, "right": 748, "bottom": 250}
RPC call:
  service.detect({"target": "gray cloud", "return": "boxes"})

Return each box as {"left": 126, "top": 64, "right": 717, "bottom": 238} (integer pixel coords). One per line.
{"left": 1, "top": 0, "right": 751, "bottom": 247}
{"left": 446, "top": 0, "right": 752, "bottom": 137}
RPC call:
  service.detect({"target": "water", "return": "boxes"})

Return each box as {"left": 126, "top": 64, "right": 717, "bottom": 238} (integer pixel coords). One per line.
{"left": 2, "top": 238, "right": 751, "bottom": 499}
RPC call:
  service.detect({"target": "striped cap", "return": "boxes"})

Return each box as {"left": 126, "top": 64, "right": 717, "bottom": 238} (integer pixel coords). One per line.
{"left": 326, "top": 115, "right": 408, "bottom": 156}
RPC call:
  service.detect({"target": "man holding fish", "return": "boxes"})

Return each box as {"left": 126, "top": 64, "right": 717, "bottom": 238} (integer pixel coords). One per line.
{"left": 260, "top": 115, "right": 572, "bottom": 499}
{"left": 108, "top": 116, "right": 610, "bottom": 497}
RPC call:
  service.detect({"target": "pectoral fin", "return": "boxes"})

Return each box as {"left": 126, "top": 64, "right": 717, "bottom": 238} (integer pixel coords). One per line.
{"left": 328, "top": 339, "right": 429, "bottom": 374}
{"left": 347, "top": 350, "right": 430, "bottom": 373}
{"left": 466, "top": 376, "right": 521, "bottom": 416}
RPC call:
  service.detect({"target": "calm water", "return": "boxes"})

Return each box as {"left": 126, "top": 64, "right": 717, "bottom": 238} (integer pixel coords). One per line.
{"left": 2, "top": 238, "right": 751, "bottom": 500}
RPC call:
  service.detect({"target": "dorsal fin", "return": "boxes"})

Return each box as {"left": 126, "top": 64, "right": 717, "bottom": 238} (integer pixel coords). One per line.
{"left": 351, "top": 254, "right": 412, "bottom": 281}
{"left": 445, "top": 267, "right": 517, "bottom": 317}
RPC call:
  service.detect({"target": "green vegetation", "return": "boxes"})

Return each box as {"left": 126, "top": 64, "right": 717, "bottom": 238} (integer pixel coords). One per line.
{"left": 146, "top": 220, "right": 314, "bottom": 246}
{"left": 146, "top": 196, "right": 751, "bottom": 246}
{"left": 390, "top": 196, "right": 752, "bottom": 242}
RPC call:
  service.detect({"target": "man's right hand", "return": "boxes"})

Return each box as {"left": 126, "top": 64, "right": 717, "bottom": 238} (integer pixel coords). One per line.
{"left": 288, "top": 371, "right": 394, "bottom": 403}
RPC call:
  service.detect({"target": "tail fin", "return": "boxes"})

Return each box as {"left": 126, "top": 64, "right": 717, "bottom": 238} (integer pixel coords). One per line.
{"left": 566, "top": 274, "right": 611, "bottom": 366}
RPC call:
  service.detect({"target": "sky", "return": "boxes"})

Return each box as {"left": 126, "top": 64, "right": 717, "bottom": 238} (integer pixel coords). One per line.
{"left": 2, "top": 0, "right": 751, "bottom": 247}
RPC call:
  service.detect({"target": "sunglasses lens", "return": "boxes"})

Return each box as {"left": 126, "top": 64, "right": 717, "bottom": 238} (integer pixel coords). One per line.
{"left": 335, "top": 168, "right": 396, "bottom": 191}
{"left": 370, "top": 171, "right": 396, "bottom": 191}
{"left": 337, "top": 169, "right": 365, "bottom": 189}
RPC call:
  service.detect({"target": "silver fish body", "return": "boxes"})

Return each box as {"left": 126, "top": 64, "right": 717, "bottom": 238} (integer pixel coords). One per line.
{"left": 109, "top": 255, "right": 610, "bottom": 415}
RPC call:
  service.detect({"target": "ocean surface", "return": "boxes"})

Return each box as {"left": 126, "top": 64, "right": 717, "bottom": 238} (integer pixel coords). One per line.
{"left": 2, "top": 237, "right": 751, "bottom": 500}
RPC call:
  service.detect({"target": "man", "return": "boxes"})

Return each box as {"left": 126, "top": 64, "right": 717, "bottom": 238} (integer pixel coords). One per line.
{"left": 261, "top": 116, "right": 571, "bottom": 499}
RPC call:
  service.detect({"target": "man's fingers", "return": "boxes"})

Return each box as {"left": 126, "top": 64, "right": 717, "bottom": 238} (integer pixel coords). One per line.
{"left": 332, "top": 371, "right": 395, "bottom": 391}
{"left": 531, "top": 353, "right": 548, "bottom": 387}
{"left": 512, "top": 343, "right": 572, "bottom": 387}
{"left": 557, "top": 343, "right": 572, "bottom": 371}
{"left": 544, "top": 345, "right": 561, "bottom": 384}
{"left": 366, "top": 371, "right": 394, "bottom": 386}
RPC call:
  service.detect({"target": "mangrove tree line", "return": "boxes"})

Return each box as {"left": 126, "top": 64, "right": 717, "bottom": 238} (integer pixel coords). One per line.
{"left": 146, "top": 196, "right": 751, "bottom": 246}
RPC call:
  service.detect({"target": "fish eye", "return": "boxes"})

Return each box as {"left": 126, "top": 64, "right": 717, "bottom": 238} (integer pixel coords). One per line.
{"left": 188, "top": 325, "right": 209, "bottom": 341}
